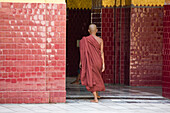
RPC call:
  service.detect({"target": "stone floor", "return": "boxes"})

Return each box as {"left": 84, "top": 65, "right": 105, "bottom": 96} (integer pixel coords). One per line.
{"left": 0, "top": 77, "right": 170, "bottom": 113}
{"left": 66, "top": 77, "right": 163, "bottom": 99}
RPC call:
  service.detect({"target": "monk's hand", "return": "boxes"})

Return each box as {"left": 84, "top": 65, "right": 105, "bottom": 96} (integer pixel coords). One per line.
{"left": 102, "top": 64, "right": 105, "bottom": 72}
{"left": 79, "top": 63, "right": 82, "bottom": 69}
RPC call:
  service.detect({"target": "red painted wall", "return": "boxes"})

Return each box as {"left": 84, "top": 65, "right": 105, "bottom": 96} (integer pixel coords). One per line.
{"left": 130, "top": 7, "right": 163, "bottom": 86}
{"left": 0, "top": 2, "right": 66, "bottom": 103}
{"left": 163, "top": 5, "right": 170, "bottom": 99}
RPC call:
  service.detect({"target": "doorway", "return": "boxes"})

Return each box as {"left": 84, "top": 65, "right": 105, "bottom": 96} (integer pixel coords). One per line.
{"left": 66, "top": 7, "right": 92, "bottom": 98}
{"left": 65, "top": 3, "right": 131, "bottom": 98}
{"left": 65, "top": 0, "right": 163, "bottom": 99}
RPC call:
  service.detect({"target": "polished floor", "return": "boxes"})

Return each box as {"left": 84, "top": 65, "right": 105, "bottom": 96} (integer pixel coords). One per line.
{"left": 66, "top": 77, "right": 163, "bottom": 99}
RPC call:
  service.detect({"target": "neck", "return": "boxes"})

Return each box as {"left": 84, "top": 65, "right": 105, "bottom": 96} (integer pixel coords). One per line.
{"left": 91, "top": 33, "right": 96, "bottom": 36}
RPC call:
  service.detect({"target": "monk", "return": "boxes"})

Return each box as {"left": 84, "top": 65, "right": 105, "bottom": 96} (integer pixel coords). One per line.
{"left": 79, "top": 24, "right": 105, "bottom": 103}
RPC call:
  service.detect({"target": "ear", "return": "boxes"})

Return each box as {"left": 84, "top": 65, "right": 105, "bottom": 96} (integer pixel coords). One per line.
{"left": 88, "top": 29, "right": 90, "bottom": 33}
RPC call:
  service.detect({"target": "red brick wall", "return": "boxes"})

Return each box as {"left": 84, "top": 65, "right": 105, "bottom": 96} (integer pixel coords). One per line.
{"left": 163, "top": 5, "right": 170, "bottom": 99}
{"left": 122, "top": 8, "right": 131, "bottom": 85}
{"left": 130, "top": 7, "right": 163, "bottom": 86}
{"left": 114, "top": 8, "right": 122, "bottom": 84}
{"left": 102, "top": 7, "right": 130, "bottom": 84}
{"left": 102, "top": 7, "right": 163, "bottom": 86}
{"left": 0, "top": 2, "right": 66, "bottom": 103}
{"left": 102, "top": 8, "right": 114, "bottom": 83}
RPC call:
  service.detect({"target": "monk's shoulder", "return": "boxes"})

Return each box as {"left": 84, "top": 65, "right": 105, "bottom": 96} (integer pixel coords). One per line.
{"left": 96, "top": 36, "right": 103, "bottom": 43}
{"left": 81, "top": 36, "right": 86, "bottom": 40}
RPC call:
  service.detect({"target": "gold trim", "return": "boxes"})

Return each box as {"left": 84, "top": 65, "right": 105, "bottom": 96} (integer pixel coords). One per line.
{"left": 131, "top": 0, "right": 164, "bottom": 6}
{"left": 102, "top": 0, "right": 131, "bottom": 7}
{"left": 0, "top": 0, "right": 65, "bottom": 4}
{"left": 102, "top": 0, "right": 165, "bottom": 7}
{"left": 67, "top": 0, "right": 92, "bottom": 9}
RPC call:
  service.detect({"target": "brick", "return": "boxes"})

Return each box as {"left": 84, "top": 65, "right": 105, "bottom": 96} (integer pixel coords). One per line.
{"left": 163, "top": 5, "right": 170, "bottom": 99}
{"left": 0, "top": 2, "right": 66, "bottom": 104}
{"left": 130, "top": 8, "right": 163, "bottom": 86}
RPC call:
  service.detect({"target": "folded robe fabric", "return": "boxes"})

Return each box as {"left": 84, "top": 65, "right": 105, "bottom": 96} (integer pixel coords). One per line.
{"left": 79, "top": 35, "right": 105, "bottom": 92}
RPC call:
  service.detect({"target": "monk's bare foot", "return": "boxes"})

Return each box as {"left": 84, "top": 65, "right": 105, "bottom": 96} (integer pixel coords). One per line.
{"left": 97, "top": 95, "right": 101, "bottom": 99}
{"left": 71, "top": 80, "right": 79, "bottom": 84}
{"left": 96, "top": 92, "right": 100, "bottom": 99}
{"left": 90, "top": 100, "right": 98, "bottom": 103}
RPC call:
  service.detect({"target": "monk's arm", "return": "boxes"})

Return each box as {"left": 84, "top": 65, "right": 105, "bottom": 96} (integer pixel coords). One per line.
{"left": 101, "top": 39, "right": 105, "bottom": 72}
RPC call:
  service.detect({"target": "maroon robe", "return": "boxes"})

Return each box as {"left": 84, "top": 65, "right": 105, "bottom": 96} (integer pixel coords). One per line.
{"left": 79, "top": 35, "right": 105, "bottom": 92}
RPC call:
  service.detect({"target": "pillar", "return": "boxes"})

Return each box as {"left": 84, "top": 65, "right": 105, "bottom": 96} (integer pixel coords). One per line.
{"left": 0, "top": 0, "right": 66, "bottom": 103}
{"left": 129, "top": 1, "right": 163, "bottom": 86}
{"left": 163, "top": 0, "right": 170, "bottom": 99}
{"left": 101, "top": 0, "right": 131, "bottom": 84}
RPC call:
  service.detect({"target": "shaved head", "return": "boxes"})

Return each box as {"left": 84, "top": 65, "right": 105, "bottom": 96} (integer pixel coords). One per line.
{"left": 88, "top": 24, "right": 97, "bottom": 34}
